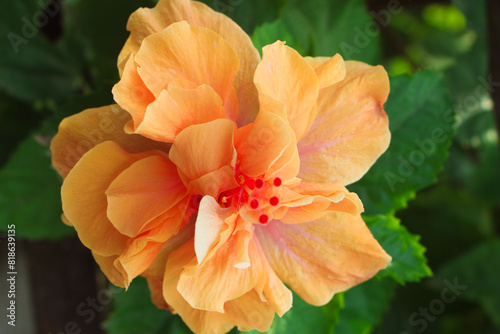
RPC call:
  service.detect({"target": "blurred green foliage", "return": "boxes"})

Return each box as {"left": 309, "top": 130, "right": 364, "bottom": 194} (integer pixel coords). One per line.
{"left": 0, "top": 0, "right": 498, "bottom": 333}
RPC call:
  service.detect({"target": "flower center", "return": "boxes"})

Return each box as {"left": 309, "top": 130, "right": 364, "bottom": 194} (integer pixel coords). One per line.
{"left": 218, "top": 173, "right": 282, "bottom": 224}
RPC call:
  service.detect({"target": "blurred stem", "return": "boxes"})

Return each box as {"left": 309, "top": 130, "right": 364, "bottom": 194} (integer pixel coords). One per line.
{"left": 487, "top": 0, "right": 500, "bottom": 146}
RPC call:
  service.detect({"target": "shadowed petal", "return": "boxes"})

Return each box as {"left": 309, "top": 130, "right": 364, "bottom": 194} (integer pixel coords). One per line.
{"left": 236, "top": 110, "right": 291, "bottom": 178}
{"left": 51, "top": 105, "right": 169, "bottom": 178}
{"left": 169, "top": 119, "right": 237, "bottom": 196}
{"left": 112, "top": 56, "right": 155, "bottom": 130}
{"left": 135, "top": 84, "right": 228, "bottom": 142}
{"left": 62, "top": 141, "right": 137, "bottom": 256}
{"left": 105, "top": 154, "right": 187, "bottom": 237}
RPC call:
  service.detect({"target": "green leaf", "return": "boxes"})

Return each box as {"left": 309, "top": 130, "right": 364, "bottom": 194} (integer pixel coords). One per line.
{"left": 0, "top": 91, "right": 44, "bottom": 166}
{"left": 198, "top": 0, "right": 286, "bottom": 35}
{"left": 106, "top": 277, "right": 192, "bottom": 334}
{"left": 282, "top": 0, "right": 381, "bottom": 63}
{"left": 397, "top": 183, "right": 495, "bottom": 268}
{"left": 334, "top": 277, "right": 397, "bottom": 334}
{"left": 246, "top": 293, "right": 343, "bottom": 334}
{"left": 252, "top": 18, "right": 302, "bottom": 55}
{"left": 0, "top": 136, "right": 74, "bottom": 239}
{"left": 350, "top": 71, "right": 456, "bottom": 215}
{"left": 0, "top": 0, "right": 83, "bottom": 101}
{"left": 365, "top": 215, "right": 432, "bottom": 284}
{"left": 435, "top": 239, "right": 500, "bottom": 328}
{"left": 64, "top": 0, "right": 157, "bottom": 85}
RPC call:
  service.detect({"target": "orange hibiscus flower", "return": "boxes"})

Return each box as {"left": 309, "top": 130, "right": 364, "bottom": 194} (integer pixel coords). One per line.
{"left": 50, "top": 0, "right": 392, "bottom": 333}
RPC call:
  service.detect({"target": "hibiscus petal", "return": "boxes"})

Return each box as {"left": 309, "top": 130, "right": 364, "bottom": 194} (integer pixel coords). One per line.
{"left": 177, "top": 237, "right": 264, "bottom": 313}
{"left": 142, "top": 215, "right": 197, "bottom": 280}
{"left": 112, "top": 56, "right": 155, "bottom": 130}
{"left": 194, "top": 196, "right": 235, "bottom": 265}
{"left": 224, "top": 290, "right": 275, "bottom": 332}
{"left": 298, "top": 61, "right": 391, "bottom": 186}
{"left": 163, "top": 240, "right": 236, "bottom": 333}
{"left": 146, "top": 277, "right": 171, "bottom": 310}
{"left": 169, "top": 119, "right": 237, "bottom": 195}
{"left": 134, "top": 21, "right": 240, "bottom": 121}
{"left": 280, "top": 182, "right": 364, "bottom": 224}
{"left": 105, "top": 154, "right": 187, "bottom": 237}
{"left": 236, "top": 110, "right": 291, "bottom": 177}
{"left": 135, "top": 84, "right": 228, "bottom": 142}
{"left": 305, "top": 54, "right": 346, "bottom": 89}
{"left": 93, "top": 253, "right": 124, "bottom": 287}
{"left": 255, "top": 212, "right": 391, "bottom": 306}
{"left": 186, "top": 166, "right": 240, "bottom": 198}
{"left": 51, "top": 105, "right": 169, "bottom": 178}
{"left": 100, "top": 196, "right": 190, "bottom": 287}
{"left": 163, "top": 239, "right": 274, "bottom": 334}
{"left": 254, "top": 41, "right": 319, "bottom": 141}
{"left": 118, "top": 0, "right": 261, "bottom": 124}
{"left": 114, "top": 240, "right": 164, "bottom": 287}
{"left": 61, "top": 141, "right": 136, "bottom": 256}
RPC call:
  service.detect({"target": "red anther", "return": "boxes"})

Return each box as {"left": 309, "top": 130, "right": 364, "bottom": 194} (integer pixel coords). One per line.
{"left": 245, "top": 178, "right": 255, "bottom": 190}
{"left": 250, "top": 199, "right": 259, "bottom": 209}
{"left": 273, "top": 177, "right": 282, "bottom": 187}
{"left": 269, "top": 196, "right": 279, "bottom": 206}
{"left": 259, "top": 214, "right": 269, "bottom": 224}
{"left": 255, "top": 178, "right": 264, "bottom": 189}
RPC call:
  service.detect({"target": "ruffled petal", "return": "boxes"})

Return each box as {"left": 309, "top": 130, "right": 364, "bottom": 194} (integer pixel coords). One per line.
{"left": 133, "top": 21, "right": 240, "bottom": 121}
{"left": 61, "top": 141, "right": 138, "bottom": 256}
{"left": 163, "top": 239, "right": 275, "bottom": 334}
{"left": 186, "top": 166, "right": 239, "bottom": 198}
{"left": 297, "top": 61, "right": 390, "bottom": 186}
{"left": 169, "top": 119, "right": 237, "bottom": 197}
{"left": 142, "top": 215, "right": 197, "bottom": 280}
{"left": 177, "top": 236, "right": 264, "bottom": 313}
{"left": 279, "top": 182, "right": 364, "bottom": 224}
{"left": 50, "top": 105, "right": 168, "bottom": 178}
{"left": 255, "top": 212, "right": 391, "bottom": 306}
{"left": 105, "top": 154, "right": 187, "bottom": 237}
{"left": 118, "top": 0, "right": 261, "bottom": 124}
{"left": 236, "top": 110, "right": 291, "bottom": 177}
{"left": 114, "top": 239, "right": 164, "bottom": 287}
{"left": 112, "top": 56, "right": 155, "bottom": 129}
{"left": 93, "top": 253, "right": 124, "bottom": 287}
{"left": 254, "top": 41, "right": 319, "bottom": 141}
{"left": 305, "top": 54, "right": 346, "bottom": 89}
{"left": 135, "top": 84, "right": 228, "bottom": 142}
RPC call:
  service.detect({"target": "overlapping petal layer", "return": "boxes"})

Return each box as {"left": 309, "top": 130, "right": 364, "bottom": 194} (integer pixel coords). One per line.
{"left": 297, "top": 61, "right": 391, "bottom": 185}
{"left": 118, "top": 0, "right": 261, "bottom": 124}
{"left": 255, "top": 212, "right": 391, "bottom": 306}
